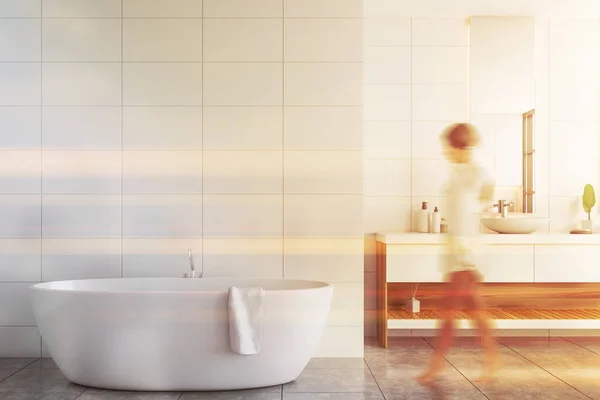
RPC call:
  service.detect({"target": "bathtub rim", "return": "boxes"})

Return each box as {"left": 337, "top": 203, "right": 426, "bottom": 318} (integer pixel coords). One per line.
{"left": 29, "top": 277, "right": 333, "bottom": 295}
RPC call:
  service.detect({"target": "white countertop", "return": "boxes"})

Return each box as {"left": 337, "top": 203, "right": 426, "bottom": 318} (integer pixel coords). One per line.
{"left": 376, "top": 232, "right": 600, "bottom": 245}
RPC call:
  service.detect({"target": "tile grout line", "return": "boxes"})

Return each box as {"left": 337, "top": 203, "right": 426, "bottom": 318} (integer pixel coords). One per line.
{"left": 365, "top": 81, "right": 468, "bottom": 85}
{"left": 561, "top": 337, "right": 600, "bottom": 357}
{"left": 363, "top": 357, "right": 389, "bottom": 399}
{"left": 281, "top": 0, "right": 285, "bottom": 281}
{"left": 409, "top": 17, "right": 413, "bottom": 232}
{"left": 365, "top": 44, "right": 469, "bottom": 48}
{"left": 0, "top": 16, "right": 363, "bottom": 20}
{"left": 0, "top": 192, "right": 364, "bottom": 195}
{"left": 22, "top": 358, "right": 40, "bottom": 369}
{"left": 0, "top": 105, "right": 363, "bottom": 108}
{"left": 73, "top": 387, "right": 88, "bottom": 399}
{"left": 120, "top": 0, "right": 124, "bottom": 279}
{"left": 494, "top": 338, "right": 594, "bottom": 400}
{"left": 0, "top": 149, "right": 366, "bottom": 152}
{"left": 544, "top": 19, "right": 549, "bottom": 228}
{"left": 0, "top": 369, "right": 21, "bottom": 384}
{"left": 0, "top": 235, "right": 365, "bottom": 242}
{"left": 547, "top": 18, "right": 551, "bottom": 232}
{"left": 0, "top": 358, "right": 39, "bottom": 385}
{"left": 422, "top": 337, "right": 491, "bottom": 399}
{"left": 201, "top": 0, "right": 204, "bottom": 273}
{"left": 39, "top": 0, "right": 43, "bottom": 356}
{"left": 0, "top": 60, "right": 363, "bottom": 63}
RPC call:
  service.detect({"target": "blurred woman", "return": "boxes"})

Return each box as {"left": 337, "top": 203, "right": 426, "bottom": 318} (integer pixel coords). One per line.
{"left": 417, "top": 122, "right": 500, "bottom": 384}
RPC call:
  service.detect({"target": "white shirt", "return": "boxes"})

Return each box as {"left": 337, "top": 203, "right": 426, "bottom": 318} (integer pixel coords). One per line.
{"left": 442, "top": 162, "right": 493, "bottom": 273}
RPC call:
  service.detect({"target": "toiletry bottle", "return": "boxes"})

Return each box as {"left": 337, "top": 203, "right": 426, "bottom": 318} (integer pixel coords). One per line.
{"left": 417, "top": 202, "right": 429, "bottom": 233}
{"left": 440, "top": 218, "right": 448, "bottom": 233}
{"left": 431, "top": 206, "right": 441, "bottom": 233}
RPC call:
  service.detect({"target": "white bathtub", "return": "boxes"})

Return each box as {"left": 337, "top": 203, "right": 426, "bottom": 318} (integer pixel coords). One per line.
{"left": 30, "top": 277, "right": 333, "bottom": 391}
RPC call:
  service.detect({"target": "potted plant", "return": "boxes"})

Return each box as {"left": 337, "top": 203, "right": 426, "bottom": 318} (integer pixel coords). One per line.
{"left": 582, "top": 184, "right": 596, "bottom": 231}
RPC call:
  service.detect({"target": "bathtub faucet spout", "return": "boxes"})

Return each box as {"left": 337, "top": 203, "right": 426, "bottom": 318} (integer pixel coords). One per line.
{"left": 182, "top": 249, "right": 202, "bottom": 278}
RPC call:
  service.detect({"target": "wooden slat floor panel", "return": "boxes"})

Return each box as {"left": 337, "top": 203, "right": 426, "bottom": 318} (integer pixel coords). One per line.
{"left": 388, "top": 308, "right": 600, "bottom": 320}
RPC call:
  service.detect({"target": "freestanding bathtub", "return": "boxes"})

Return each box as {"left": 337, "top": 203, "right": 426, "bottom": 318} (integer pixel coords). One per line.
{"left": 30, "top": 277, "right": 333, "bottom": 391}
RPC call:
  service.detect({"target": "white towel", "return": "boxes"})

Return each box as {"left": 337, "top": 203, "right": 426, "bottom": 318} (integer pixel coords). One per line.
{"left": 228, "top": 286, "right": 266, "bottom": 355}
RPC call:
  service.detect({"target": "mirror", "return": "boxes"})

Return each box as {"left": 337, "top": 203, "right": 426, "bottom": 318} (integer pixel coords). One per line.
{"left": 469, "top": 16, "right": 536, "bottom": 213}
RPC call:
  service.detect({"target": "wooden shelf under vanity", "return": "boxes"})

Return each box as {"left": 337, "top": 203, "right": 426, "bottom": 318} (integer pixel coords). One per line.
{"left": 375, "top": 236, "right": 600, "bottom": 348}
{"left": 378, "top": 281, "right": 600, "bottom": 348}
{"left": 388, "top": 308, "right": 600, "bottom": 321}
{"left": 387, "top": 308, "right": 600, "bottom": 331}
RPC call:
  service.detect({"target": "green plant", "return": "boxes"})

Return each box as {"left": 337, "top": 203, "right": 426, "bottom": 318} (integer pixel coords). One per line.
{"left": 583, "top": 184, "right": 596, "bottom": 220}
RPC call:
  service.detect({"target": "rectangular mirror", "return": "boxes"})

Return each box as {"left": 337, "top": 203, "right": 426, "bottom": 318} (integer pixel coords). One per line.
{"left": 469, "top": 16, "right": 536, "bottom": 212}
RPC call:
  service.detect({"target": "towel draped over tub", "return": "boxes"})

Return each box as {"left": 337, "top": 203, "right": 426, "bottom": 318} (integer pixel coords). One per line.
{"left": 228, "top": 286, "right": 266, "bottom": 355}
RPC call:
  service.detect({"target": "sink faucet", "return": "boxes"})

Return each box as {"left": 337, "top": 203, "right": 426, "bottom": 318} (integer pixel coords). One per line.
{"left": 493, "top": 200, "right": 514, "bottom": 218}
{"left": 182, "top": 248, "right": 202, "bottom": 278}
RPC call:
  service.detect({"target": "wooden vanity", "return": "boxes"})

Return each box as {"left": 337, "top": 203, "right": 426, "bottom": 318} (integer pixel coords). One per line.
{"left": 376, "top": 232, "right": 600, "bottom": 348}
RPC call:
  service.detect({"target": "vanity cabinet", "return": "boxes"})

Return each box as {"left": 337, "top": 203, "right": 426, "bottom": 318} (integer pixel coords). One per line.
{"left": 376, "top": 233, "right": 600, "bottom": 348}
{"left": 534, "top": 245, "right": 600, "bottom": 282}
{"left": 477, "top": 245, "right": 535, "bottom": 282}
{"left": 385, "top": 246, "right": 445, "bottom": 282}
{"left": 385, "top": 244, "right": 534, "bottom": 283}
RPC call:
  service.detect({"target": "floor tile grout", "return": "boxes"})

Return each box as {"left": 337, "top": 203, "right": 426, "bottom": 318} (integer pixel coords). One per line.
{"left": 363, "top": 354, "right": 390, "bottom": 399}
{"left": 422, "top": 336, "right": 491, "bottom": 400}
{"left": 561, "top": 336, "right": 600, "bottom": 357}
{"left": 0, "top": 357, "right": 39, "bottom": 385}
{"left": 24, "top": 358, "right": 40, "bottom": 368}
{"left": 0, "top": 370, "right": 20, "bottom": 384}
{"left": 73, "top": 387, "right": 88, "bottom": 399}
{"left": 2, "top": 340, "right": 600, "bottom": 398}
{"left": 496, "top": 339, "right": 594, "bottom": 400}
{"left": 372, "top": 336, "right": 599, "bottom": 399}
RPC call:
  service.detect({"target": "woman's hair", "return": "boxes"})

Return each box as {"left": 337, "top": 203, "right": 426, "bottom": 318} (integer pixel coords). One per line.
{"left": 441, "top": 122, "right": 480, "bottom": 149}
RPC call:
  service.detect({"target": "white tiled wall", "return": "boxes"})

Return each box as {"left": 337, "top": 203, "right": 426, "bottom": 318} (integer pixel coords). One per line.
{"left": 546, "top": 18, "right": 600, "bottom": 233}
{"left": 363, "top": 14, "right": 600, "bottom": 337}
{"left": 363, "top": 16, "right": 470, "bottom": 240}
{"left": 0, "top": 0, "right": 363, "bottom": 358}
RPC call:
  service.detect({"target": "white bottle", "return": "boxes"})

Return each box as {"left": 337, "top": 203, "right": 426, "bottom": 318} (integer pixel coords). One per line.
{"left": 406, "top": 284, "right": 420, "bottom": 313}
{"left": 417, "top": 202, "right": 429, "bottom": 233}
{"left": 431, "top": 206, "right": 441, "bottom": 233}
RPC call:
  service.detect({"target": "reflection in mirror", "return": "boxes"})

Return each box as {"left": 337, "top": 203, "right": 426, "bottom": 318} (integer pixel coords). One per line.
{"left": 522, "top": 109, "right": 535, "bottom": 213}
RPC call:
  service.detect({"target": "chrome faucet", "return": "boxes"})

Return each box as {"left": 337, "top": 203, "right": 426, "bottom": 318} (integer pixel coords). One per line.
{"left": 182, "top": 248, "right": 202, "bottom": 278}
{"left": 493, "top": 200, "right": 514, "bottom": 218}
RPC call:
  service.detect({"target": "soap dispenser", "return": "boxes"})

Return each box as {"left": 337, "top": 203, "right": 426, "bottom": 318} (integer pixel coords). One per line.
{"left": 431, "top": 206, "right": 441, "bottom": 233}
{"left": 417, "top": 202, "right": 429, "bottom": 233}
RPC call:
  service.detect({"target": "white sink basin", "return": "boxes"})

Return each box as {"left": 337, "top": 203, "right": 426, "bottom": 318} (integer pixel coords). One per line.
{"left": 480, "top": 213, "right": 549, "bottom": 234}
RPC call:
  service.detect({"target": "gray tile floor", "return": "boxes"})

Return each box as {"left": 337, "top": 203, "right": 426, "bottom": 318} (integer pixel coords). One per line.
{"left": 1, "top": 337, "right": 599, "bottom": 399}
